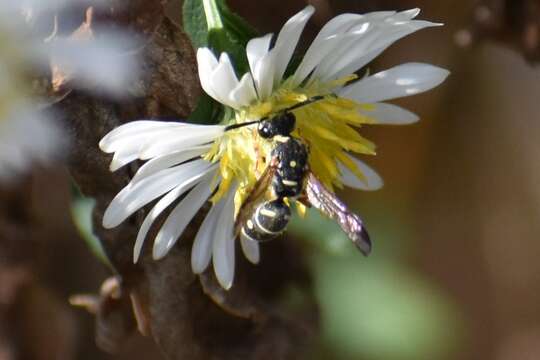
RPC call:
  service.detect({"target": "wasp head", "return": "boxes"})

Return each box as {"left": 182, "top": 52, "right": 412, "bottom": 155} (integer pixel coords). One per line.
{"left": 258, "top": 112, "right": 296, "bottom": 139}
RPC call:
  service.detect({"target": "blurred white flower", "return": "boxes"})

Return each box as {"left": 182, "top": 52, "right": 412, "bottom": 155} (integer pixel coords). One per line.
{"left": 0, "top": 104, "right": 63, "bottom": 180}
{"left": 0, "top": 0, "right": 139, "bottom": 180}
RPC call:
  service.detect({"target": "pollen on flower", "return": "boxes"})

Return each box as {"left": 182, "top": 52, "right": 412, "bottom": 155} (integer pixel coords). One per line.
{"left": 205, "top": 125, "right": 272, "bottom": 214}
{"left": 203, "top": 75, "right": 380, "bottom": 211}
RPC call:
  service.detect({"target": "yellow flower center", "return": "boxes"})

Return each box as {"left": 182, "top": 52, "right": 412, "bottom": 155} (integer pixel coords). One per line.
{"left": 204, "top": 75, "right": 377, "bottom": 214}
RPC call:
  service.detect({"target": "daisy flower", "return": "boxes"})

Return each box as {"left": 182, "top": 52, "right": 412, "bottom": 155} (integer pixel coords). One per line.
{"left": 101, "top": 6, "right": 449, "bottom": 289}
{"left": 0, "top": 1, "right": 138, "bottom": 180}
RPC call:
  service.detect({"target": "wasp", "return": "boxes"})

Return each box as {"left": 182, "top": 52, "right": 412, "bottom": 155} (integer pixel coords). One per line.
{"left": 226, "top": 96, "right": 372, "bottom": 256}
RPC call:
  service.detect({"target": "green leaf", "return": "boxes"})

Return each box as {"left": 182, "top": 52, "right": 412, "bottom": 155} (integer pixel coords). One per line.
{"left": 183, "top": 0, "right": 209, "bottom": 49}
{"left": 70, "top": 183, "right": 113, "bottom": 269}
{"left": 313, "top": 256, "right": 463, "bottom": 360}
{"left": 207, "top": 29, "right": 250, "bottom": 75}
{"left": 182, "top": 0, "right": 258, "bottom": 75}
{"left": 289, "top": 208, "right": 353, "bottom": 256}
{"left": 187, "top": 92, "right": 222, "bottom": 125}
{"left": 183, "top": 0, "right": 259, "bottom": 124}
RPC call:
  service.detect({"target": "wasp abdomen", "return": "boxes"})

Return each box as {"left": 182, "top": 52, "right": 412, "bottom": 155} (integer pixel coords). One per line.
{"left": 241, "top": 199, "right": 291, "bottom": 242}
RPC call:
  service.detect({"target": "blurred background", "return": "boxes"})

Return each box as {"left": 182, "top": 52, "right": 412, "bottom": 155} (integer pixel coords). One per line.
{"left": 1, "top": 0, "right": 540, "bottom": 359}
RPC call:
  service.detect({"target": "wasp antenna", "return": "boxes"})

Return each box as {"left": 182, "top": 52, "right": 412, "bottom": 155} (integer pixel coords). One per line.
{"left": 283, "top": 95, "right": 327, "bottom": 113}
{"left": 226, "top": 95, "right": 328, "bottom": 132}
{"left": 225, "top": 120, "right": 259, "bottom": 132}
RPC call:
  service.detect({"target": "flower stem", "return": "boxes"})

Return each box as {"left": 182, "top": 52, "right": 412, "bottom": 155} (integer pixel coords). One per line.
{"left": 202, "top": 0, "right": 223, "bottom": 30}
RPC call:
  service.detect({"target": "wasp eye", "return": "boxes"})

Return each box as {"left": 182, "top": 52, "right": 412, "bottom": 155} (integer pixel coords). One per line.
{"left": 258, "top": 122, "right": 274, "bottom": 138}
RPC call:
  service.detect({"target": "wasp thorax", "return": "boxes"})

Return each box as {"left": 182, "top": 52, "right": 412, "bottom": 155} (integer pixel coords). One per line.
{"left": 258, "top": 112, "right": 296, "bottom": 139}
{"left": 271, "top": 137, "right": 308, "bottom": 198}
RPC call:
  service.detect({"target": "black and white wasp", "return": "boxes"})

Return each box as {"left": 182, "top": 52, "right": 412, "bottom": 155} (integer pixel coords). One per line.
{"left": 226, "top": 96, "right": 372, "bottom": 256}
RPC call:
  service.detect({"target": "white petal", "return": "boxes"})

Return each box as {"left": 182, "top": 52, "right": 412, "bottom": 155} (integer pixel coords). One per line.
{"left": 103, "top": 159, "right": 209, "bottom": 228}
{"left": 324, "top": 20, "right": 441, "bottom": 81}
{"left": 361, "top": 103, "right": 419, "bottom": 125}
{"left": 212, "top": 184, "right": 237, "bottom": 290}
{"left": 99, "top": 121, "right": 185, "bottom": 153}
{"left": 109, "top": 144, "right": 141, "bottom": 171}
{"left": 309, "top": 8, "right": 441, "bottom": 82}
{"left": 131, "top": 145, "right": 211, "bottom": 183}
{"left": 312, "top": 13, "right": 364, "bottom": 39}
{"left": 103, "top": 127, "right": 168, "bottom": 157}
{"left": 291, "top": 34, "right": 348, "bottom": 88}
{"left": 139, "top": 125, "right": 224, "bottom": 160}
{"left": 271, "top": 5, "right": 315, "bottom": 85}
{"left": 252, "top": 50, "right": 277, "bottom": 100}
{"left": 133, "top": 165, "right": 218, "bottom": 263}
{"left": 362, "top": 11, "right": 397, "bottom": 20}
{"left": 100, "top": 122, "right": 219, "bottom": 171}
{"left": 240, "top": 234, "right": 260, "bottom": 265}
{"left": 152, "top": 169, "right": 218, "bottom": 260}
{"left": 229, "top": 72, "right": 257, "bottom": 107}
{"left": 338, "top": 155, "right": 383, "bottom": 191}
{"left": 292, "top": 13, "right": 367, "bottom": 86}
{"left": 339, "top": 63, "right": 450, "bottom": 103}
{"left": 210, "top": 53, "right": 242, "bottom": 109}
{"left": 246, "top": 33, "right": 273, "bottom": 81}
{"left": 191, "top": 188, "right": 226, "bottom": 274}
{"left": 392, "top": 8, "right": 421, "bottom": 22}
{"left": 197, "top": 48, "right": 221, "bottom": 102}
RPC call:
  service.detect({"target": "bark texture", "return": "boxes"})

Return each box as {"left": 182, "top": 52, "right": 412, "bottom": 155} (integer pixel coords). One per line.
{"left": 53, "top": 1, "right": 317, "bottom": 358}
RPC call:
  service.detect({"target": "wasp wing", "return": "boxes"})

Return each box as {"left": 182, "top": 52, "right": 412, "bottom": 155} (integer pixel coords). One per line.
{"left": 305, "top": 172, "right": 372, "bottom": 255}
{"left": 234, "top": 158, "right": 278, "bottom": 236}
